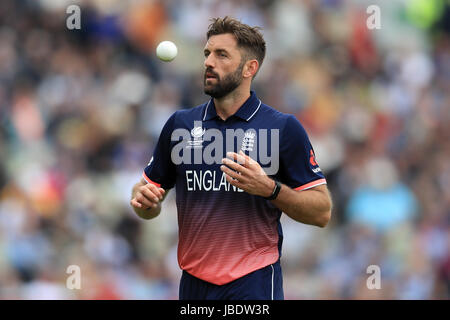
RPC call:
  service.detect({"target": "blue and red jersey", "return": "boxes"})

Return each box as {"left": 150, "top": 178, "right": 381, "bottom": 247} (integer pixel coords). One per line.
{"left": 143, "top": 91, "right": 326, "bottom": 285}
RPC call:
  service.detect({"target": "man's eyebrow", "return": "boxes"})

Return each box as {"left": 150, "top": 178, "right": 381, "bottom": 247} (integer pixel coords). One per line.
{"left": 216, "top": 48, "right": 229, "bottom": 54}
{"left": 204, "top": 48, "right": 230, "bottom": 54}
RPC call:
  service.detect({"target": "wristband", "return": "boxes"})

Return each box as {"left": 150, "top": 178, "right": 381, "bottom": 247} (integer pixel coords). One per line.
{"left": 263, "top": 180, "right": 282, "bottom": 200}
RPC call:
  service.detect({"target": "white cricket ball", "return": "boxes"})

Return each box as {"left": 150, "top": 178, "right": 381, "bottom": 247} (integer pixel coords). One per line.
{"left": 156, "top": 41, "right": 178, "bottom": 62}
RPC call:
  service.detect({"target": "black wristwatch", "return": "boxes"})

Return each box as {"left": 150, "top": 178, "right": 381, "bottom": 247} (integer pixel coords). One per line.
{"left": 263, "top": 180, "right": 282, "bottom": 200}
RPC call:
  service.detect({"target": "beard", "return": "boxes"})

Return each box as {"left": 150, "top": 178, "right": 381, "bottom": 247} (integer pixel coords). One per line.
{"left": 204, "top": 61, "right": 245, "bottom": 99}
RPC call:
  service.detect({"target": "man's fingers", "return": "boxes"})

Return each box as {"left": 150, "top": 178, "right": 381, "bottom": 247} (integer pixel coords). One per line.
{"left": 226, "top": 152, "right": 240, "bottom": 163}
{"left": 141, "top": 187, "right": 160, "bottom": 203}
{"left": 150, "top": 184, "right": 165, "bottom": 200}
{"left": 239, "top": 150, "right": 258, "bottom": 165}
{"left": 221, "top": 158, "right": 247, "bottom": 174}
{"left": 142, "top": 183, "right": 164, "bottom": 200}
{"left": 131, "top": 197, "right": 155, "bottom": 209}
{"left": 130, "top": 198, "right": 142, "bottom": 208}
{"left": 157, "top": 187, "right": 165, "bottom": 199}
{"left": 223, "top": 152, "right": 252, "bottom": 175}
{"left": 220, "top": 164, "right": 245, "bottom": 182}
{"left": 131, "top": 180, "right": 165, "bottom": 212}
{"left": 226, "top": 151, "right": 248, "bottom": 166}
{"left": 238, "top": 150, "right": 249, "bottom": 159}
{"left": 226, "top": 151, "right": 256, "bottom": 169}
{"left": 136, "top": 194, "right": 157, "bottom": 208}
{"left": 224, "top": 173, "right": 245, "bottom": 190}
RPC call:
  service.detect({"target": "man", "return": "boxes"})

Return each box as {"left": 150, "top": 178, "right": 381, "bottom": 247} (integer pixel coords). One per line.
{"left": 130, "top": 16, "right": 332, "bottom": 300}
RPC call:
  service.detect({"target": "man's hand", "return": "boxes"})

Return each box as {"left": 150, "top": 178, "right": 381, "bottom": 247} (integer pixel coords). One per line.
{"left": 131, "top": 182, "right": 165, "bottom": 209}
{"left": 131, "top": 179, "right": 166, "bottom": 219}
{"left": 220, "top": 150, "right": 275, "bottom": 198}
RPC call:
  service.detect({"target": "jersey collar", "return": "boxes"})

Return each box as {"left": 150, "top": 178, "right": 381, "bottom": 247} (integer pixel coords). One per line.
{"left": 202, "top": 91, "right": 261, "bottom": 122}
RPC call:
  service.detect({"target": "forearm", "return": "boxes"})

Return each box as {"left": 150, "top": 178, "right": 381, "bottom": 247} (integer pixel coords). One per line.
{"left": 271, "top": 184, "right": 332, "bottom": 227}
{"left": 131, "top": 182, "right": 162, "bottom": 220}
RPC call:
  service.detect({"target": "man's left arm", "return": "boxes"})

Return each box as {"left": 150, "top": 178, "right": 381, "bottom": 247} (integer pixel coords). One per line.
{"left": 270, "top": 183, "right": 332, "bottom": 227}
{"left": 221, "top": 151, "right": 332, "bottom": 228}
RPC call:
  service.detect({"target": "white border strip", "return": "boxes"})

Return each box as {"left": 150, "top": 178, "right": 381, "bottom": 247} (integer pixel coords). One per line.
{"left": 271, "top": 264, "right": 274, "bottom": 300}
{"left": 246, "top": 100, "right": 261, "bottom": 121}
{"left": 300, "top": 181, "right": 327, "bottom": 191}
{"left": 203, "top": 100, "right": 211, "bottom": 121}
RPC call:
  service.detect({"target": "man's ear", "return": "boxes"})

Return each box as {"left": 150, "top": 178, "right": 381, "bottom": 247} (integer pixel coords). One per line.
{"left": 243, "top": 59, "right": 259, "bottom": 79}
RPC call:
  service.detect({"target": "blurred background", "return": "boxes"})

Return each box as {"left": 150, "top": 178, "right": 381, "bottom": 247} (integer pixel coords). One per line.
{"left": 0, "top": 0, "right": 449, "bottom": 299}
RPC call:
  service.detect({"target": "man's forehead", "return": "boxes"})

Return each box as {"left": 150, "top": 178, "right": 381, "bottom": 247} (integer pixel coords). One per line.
{"left": 204, "top": 34, "right": 238, "bottom": 51}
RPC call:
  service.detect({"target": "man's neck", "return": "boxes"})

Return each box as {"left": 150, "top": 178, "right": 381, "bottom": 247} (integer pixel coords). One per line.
{"left": 213, "top": 87, "right": 251, "bottom": 121}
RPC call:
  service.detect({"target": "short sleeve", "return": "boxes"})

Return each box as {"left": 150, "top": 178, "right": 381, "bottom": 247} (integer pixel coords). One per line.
{"left": 278, "top": 115, "right": 326, "bottom": 191}
{"left": 143, "top": 112, "right": 177, "bottom": 190}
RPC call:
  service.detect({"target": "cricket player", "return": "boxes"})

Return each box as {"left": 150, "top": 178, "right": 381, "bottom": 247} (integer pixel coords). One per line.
{"left": 131, "top": 16, "right": 332, "bottom": 300}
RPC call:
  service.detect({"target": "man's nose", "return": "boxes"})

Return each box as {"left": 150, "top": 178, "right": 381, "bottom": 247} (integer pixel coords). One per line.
{"left": 204, "top": 53, "right": 215, "bottom": 69}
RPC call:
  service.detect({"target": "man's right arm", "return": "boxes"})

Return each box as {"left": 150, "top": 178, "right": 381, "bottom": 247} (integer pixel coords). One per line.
{"left": 130, "top": 178, "right": 168, "bottom": 220}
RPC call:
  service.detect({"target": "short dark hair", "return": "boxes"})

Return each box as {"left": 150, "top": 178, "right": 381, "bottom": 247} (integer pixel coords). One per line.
{"left": 206, "top": 16, "right": 266, "bottom": 77}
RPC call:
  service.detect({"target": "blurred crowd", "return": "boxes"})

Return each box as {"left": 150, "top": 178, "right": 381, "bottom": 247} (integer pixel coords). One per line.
{"left": 0, "top": 0, "right": 449, "bottom": 299}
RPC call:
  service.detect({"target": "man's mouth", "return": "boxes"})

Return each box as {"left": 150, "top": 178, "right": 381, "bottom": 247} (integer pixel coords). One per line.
{"left": 205, "top": 72, "right": 218, "bottom": 80}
